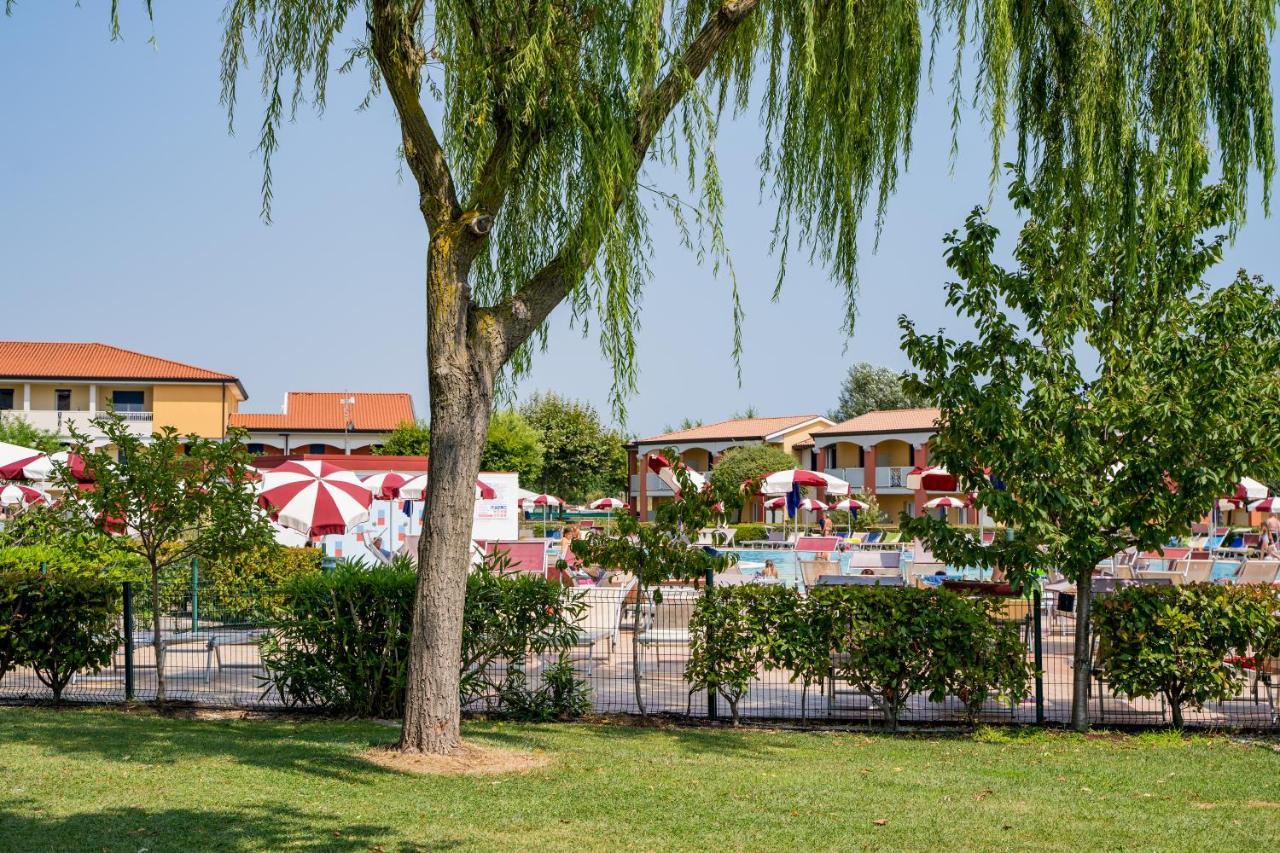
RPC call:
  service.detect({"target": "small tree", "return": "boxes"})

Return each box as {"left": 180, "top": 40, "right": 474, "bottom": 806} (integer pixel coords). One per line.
{"left": 0, "top": 414, "right": 63, "bottom": 454}
{"left": 829, "top": 363, "right": 927, "bottom": 422}
{"left": 572, "top": 461, "right": 732, "bottom": 713}
{"left": 706, "top": 444, "right": 796, "bottom": 522}
{"left": 900, "top": 173, "right": 1280, "bottom": 730}
{"left": 480, "top": 410, "right": 544, "bottom": 486}
{"left": 376, "top": 420, "right": 431, "bottom": 457}
{"left": 521, "top": 393, "right": 622, "bottom": 503}
{"left": 56, "top": 412, "right": 274, "bottom": 705}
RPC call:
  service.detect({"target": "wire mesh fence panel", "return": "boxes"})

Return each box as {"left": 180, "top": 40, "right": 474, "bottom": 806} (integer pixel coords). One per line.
{"left": 2, "top": 576, "right": 1276, "bottom": 730}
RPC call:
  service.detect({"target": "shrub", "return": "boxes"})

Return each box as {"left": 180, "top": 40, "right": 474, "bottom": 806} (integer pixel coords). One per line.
{"left": 940, "top": 596, "right": 1034, "bottom": 720}
{"left": 1094, "top": 583, "right": 1280, "bottom": 728}
{"left": 1, "top": 568, "right": 121, "bottom": 700}
{"left": 261, "top": 555, "right": 587, "bottom": 719}
{"left": 731, "top": 523, "right": 767, "bottom": 543}
{"left": 199, "top": 545, "right": 323, "bottom": 621}
{"left": 687, "top": 586, "right": 771, "bottom": 721}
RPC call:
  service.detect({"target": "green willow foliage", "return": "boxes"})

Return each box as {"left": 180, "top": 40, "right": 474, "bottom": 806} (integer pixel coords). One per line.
{"left": 204, "top": 0, "right": 1276, "bottom": 408}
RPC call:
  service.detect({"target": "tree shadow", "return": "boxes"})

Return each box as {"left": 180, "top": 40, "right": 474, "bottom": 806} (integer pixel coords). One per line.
{"left": 0, "top": 707, "right": 400, "bottom": 784}
{"left": 466, "top": 718, "right": 794, "bottom": 758}
{"left": 0, "top": 802, "right": 459, "bottom": 852}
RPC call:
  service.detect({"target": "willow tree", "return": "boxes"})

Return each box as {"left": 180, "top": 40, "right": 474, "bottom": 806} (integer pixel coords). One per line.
{"left": 23, "top": 0, "right": 1275, "bottom": 753}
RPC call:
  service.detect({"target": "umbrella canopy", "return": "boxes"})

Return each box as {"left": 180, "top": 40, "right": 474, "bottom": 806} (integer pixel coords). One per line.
{"left": 0, "top": 484, "right": 46, "bottom": 506}
{"left": 1222, "top": 477, "right": 1270, "bottom": 507}
{"left": 1248, "top": 496, "right": 1280, "bottom": 513}
{"left": 646, "top": 454, "right": 708, "bottom": 496}
{"left": 362, "top": 471, "right": 412, "bottom": 500}
{"left": 0, "top": 441, "right": 45, "bottom": 480}
{"left": 924, "top": 495, "right": 972, "bottom": 509}
{"left": 399, "top": 474, "right": 497, "bottom": 501}
{"left": 23, "top": 450, "right": 93, "bottom": 483}
{"left": 763, "top": 496, "right": 788, "bottom": 509}
{"left": 519, "top": 493, "right": 563, "bottom": 508}
{"left": 906, "top": 465, "right": 958, "bottom": 492}
{"left": 589, "top": 497, "right": 629, "bottom": 510}
{"left": 797, "top": 498, "right": 829, "bottom": 512}
{"left": 257, "top": 460, "right": 372, "bottom": 537}
{"left": 756, "top": 469, "right": 850, "bottom": 496}
{"left": 831, "top": 498, "right": 870, "bottom": 512}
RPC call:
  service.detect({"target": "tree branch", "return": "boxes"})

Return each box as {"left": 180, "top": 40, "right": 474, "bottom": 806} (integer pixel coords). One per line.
{"left": 370, "top": 0, "right": 460, "bottom": 230}
{"left": 480, "top": 0, "right": 761, "bottom": 362}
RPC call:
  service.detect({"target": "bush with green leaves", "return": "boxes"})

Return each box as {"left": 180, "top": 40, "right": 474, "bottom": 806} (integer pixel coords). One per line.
{"left": 940, "top": 596, "right": 1035, "bottom": 721}
{"left": 686, "top": 585, "right": 772, "bottom": 721}
{"left": 731, "top": 523, "right": 767, "bottom": 543}
{"left": 1094, "top": 584, "right": 1280, "bottom": 728}
{"left": 260, "top": 555, "right": 586, "bottom": 719}
{"left": 0, "top": 568, "right": 121, "bottom": 701}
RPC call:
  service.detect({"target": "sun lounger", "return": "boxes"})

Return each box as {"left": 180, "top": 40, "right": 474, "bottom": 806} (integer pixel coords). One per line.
{"left": 815, "top": 574, "right": 904, "bottom": 587}
{"left": 794, "top": 536, "right": 840, "bottom": 553}
{"left": 481, "top": 540, "right": 549, "bottom": 577}
{"left": 1181, "top": 559, "right": 1217, "bottom": 584}
{"left": 800, "top": 558, "right": 841, "bottom": 592}
{"left": 566, "top": 579, "right": 636, "bottom": 672}
{"left": 635, "top": 587, "right": 700, "bottom": 675}
{"left": 1233, "top": 560, "right": 1280, "bottom": 585}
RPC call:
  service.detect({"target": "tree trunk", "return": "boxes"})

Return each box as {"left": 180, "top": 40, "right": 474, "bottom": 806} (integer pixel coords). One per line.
{"left": 1070, "top": 574, "right": 1092, "bottom": 731}
{"left": 1167, "top": 689, "right": 1184, "bottom": 729}
{"left": 633, "top": 579, "right": 648, "bottom": 715}
{"left": 399, "top": 237, "right": 496, "bottom": 755}
{"left": 152, "top": 563, "right": 165, "bottom": 707}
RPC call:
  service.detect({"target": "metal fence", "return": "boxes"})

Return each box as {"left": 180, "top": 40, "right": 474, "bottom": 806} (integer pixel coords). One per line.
{"left": 2, "top": 577, "right": 1277, "bottom": 729}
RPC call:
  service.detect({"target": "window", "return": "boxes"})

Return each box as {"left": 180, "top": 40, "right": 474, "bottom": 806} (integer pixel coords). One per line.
{"left": 825, "top": 446, "right": 838, "bottom": 469}
{"left": 246, "top": 443, "right": 266, "bottom": 455}
{"left": 0, "top": 389, "right": 12, "bottom": 411}
{"left": 55, "top": 390, "right": 72, "bottom": 412}
{"left": 112, "top": 390, "right": 145, "bottom": 413}
{"left": 309, "top": 443, "right": 326, "bottom": 454}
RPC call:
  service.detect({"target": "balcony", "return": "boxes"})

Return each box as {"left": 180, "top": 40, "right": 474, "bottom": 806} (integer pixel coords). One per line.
{"left": 6, "top": 410, "right": 154, "bottom": 439}
{"left": 825, "top": 467, "right": 865, "bottom": 490}
{"left": 875, "top": 466, "right": 912, "bottom": 491}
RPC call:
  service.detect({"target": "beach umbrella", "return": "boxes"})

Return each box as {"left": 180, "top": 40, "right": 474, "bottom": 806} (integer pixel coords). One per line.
{"left": 362, "top": 472, "right": 412, "bottom": 500}
{"left": 797, "top": 498, "right": 829, "bottom": 512}
{"left": 755, "top": 468, "right": 850, "bottom": 496}
{"left": 22, "top": 450, "right": 94, "bottom": 483}
{"left": 646, "top": 454, "right": 708, "bottom": 496}
{"left": 0, "top": 484, "right": 46, "bottom": 507}
{"left": 519, "top": 492, "right": 563, "bottom": 527}
{"left": 589, "top": 497, "right": 629, "bottom": 511}
{"left": 831, "top": 498, "right": 870, "bottom": 512}
{"left": 924, "top": 495, "right": 972, "bottom": 509}
{"left": 906, "top": 465, "right": 957, "bottom": 492}
{"left": 1247, "top": 497, "right": 1280, "bottom": 513}
{"left": 399, "top": 474, "right": 497, "bottom": 502}
{"left": 257, "top": 460, "right": 372, "bottom": 537}
{"left": 0, "top": 441, "right": 44, "bottom": 480}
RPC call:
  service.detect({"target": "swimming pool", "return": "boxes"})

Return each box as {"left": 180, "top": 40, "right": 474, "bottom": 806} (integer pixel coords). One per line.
{"left": 724, "top": 548, "right": 997, "bottom": 589}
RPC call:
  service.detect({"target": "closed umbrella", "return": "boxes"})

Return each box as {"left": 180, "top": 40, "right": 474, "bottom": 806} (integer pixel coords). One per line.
{"left": 257, "top": 460, "right": 372, "bottom": 537}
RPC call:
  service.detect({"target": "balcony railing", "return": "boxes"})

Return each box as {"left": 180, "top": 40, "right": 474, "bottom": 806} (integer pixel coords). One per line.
{"left": 4, "top": 410, "right": 154, "bottom": 437}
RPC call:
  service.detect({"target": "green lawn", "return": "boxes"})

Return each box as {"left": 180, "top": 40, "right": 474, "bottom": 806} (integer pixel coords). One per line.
{"left": 1, "top": 707, "right": 1278, "bottom": 851}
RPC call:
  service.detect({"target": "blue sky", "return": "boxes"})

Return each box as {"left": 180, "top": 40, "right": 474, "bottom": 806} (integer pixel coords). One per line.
{"left": 2, "top": 6, "right": 1275, "bottom": 438}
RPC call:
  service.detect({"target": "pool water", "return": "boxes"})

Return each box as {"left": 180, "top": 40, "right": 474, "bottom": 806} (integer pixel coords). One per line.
{"left": 724, "top": 548, "right": 995, "bottom": 589}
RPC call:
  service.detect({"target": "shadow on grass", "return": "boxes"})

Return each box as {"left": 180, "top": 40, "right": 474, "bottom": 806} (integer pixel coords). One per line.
{"left": 0, "top": 707, "right": 400, "bottom": 784}
{"left": 0, "top": 802, "right": 457, "bottom": 852}
{"left": 466, "top": 717, "right": 801, "bottom": 759}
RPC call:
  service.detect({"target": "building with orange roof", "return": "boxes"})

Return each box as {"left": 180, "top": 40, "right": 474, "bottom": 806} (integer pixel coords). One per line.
{"left": 230, "top": 392, "right": 415, "bottom": 456}
{"left": 808, "top": 407, "right": 959, "bottom": 520}
{"left": 0, "top": 341, "right": 246, "bottom": 447}
{"left": 628, "top": 414, "right": 835, "bottom": 521}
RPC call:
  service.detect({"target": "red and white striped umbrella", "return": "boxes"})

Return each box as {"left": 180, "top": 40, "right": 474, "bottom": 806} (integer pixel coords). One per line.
{"left": 763, "top": 496, "right": 787, "bottom": 509}
{"left": 0, "top": 441, "right": 45, "bottom": 480}
{"left": 0, "top": 484, "right": 46, "bottom": 506}
{"left": 646, "top": 454, "right": 708, "bottom": 496}
{"left": 907, "top": 465, "right": 957, "bottom": 492}
{"left": 1247, "top": 496, "right": 1280, "bottom": 513}
{"left": 589, "top": 497, "right": 629, "bottom": 510}
{"left": 1221, "top": 477, "right": 1270, "bottom": 508}
{"left": 924, "top": 495, "right": 972, "bottom": 509}
{"left": 831, "top": 498, "right": 870, "bottom": 512}
{"left": 519, "top": 493, "right": 563, "bottom": 508}
{"left": 23, "top": 450, "right": 94, "bottom": 483}
{"left": 398, "top": 474, "right": 497, "bottom": 501}
{"left": 755, "top": 469, "right": 850, "bottom": 496}
{"left": 257, "top": 460, "right": 372, "bottom": 537}
{"left": 797, "top": 498, "right": 829, "bottom": 512}
{"left": 362, "top": 471, "right": 412, "bottom": 500}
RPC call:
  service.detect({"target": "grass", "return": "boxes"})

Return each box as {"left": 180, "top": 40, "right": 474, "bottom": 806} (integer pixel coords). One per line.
{"left": 1, "top": 707, "right": 1279, "bottom": 851}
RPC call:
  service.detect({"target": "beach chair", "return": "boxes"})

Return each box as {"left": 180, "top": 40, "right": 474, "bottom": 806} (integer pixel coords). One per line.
{"left": 800, "top": 558, "right": 841, "bottom": 592}
{"left": 481, "top": 540, "right": 549, "bottom": 577}
{"left": 635, "top": 586, "right": 700, "bottom": 675}
{"left": 862, "top": 530, "right": 883, "bottom": 545}
{"left": 1181, "top": 559, "right": 1216, "bottom": 584}
{"left": 794, "top": 536, "right": 841, "bottom": 553}
{"left": 1234, "top": 560, "right": 1280, "bottom": 585}
{"left": 566, "top": 579, "right": 637, "bottom": 672}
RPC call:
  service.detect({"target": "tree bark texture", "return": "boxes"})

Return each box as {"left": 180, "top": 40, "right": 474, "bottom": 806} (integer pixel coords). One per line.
{"left": 399, "top": 234, "right": 498, "bottom": 754}
{"left": 1070, "top": 574, "right": 1092, "bottom": 731}
{"left": 151, "top": 565, "right": 166, "bottom": 707}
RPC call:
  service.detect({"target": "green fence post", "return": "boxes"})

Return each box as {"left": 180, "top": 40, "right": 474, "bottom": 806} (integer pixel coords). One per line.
{"left": 190, "top": 558, "right": 199, "bottom": 633}
{"left": 123, "top": 581, "right": 135, "bottom": 702}
{"left": 1033, "top": 588, "right": 1044, "bottom": 724}
{"left": 704, "top": 567, "right": 717, "bottom": 722}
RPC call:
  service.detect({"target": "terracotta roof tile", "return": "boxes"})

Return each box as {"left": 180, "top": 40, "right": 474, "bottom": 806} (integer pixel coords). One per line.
{"left": 231, "top": 392, "right": 415, "bottom": 432}
{"left": 636, "top": 415, "right": 828, "bottom": 445}
{"left": 0, "top": 341, "right": 238, "bottom": 383}
{"left": 815, "top": 407, "right": 940, "bottom": 436}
